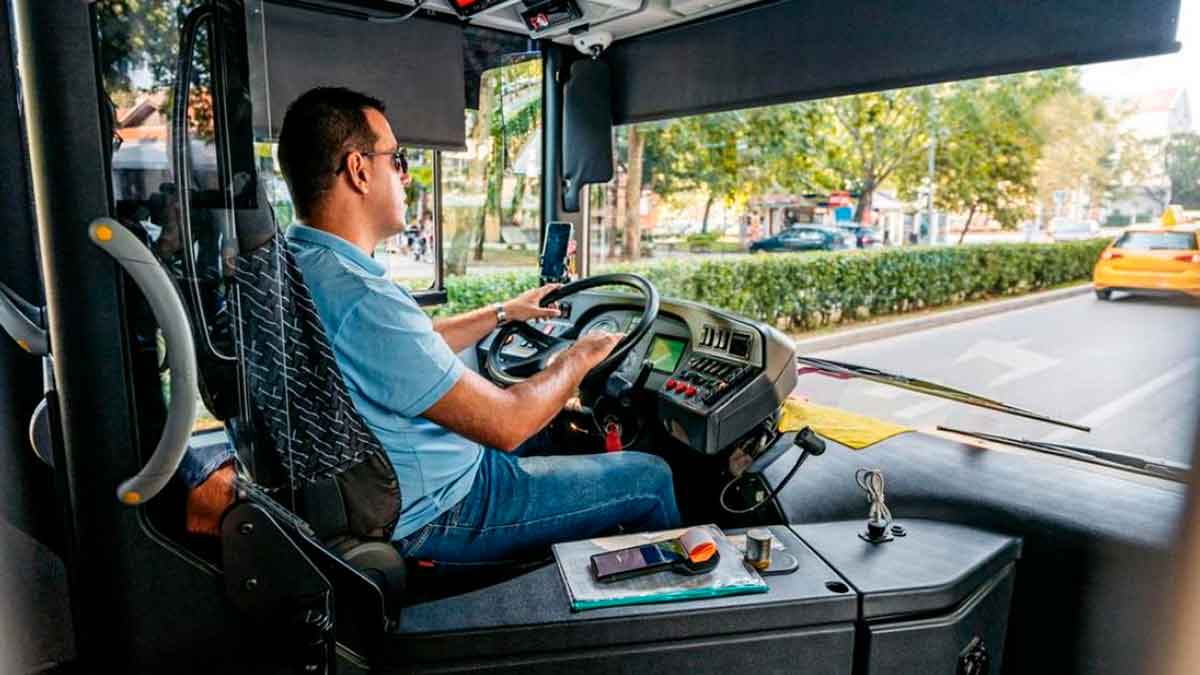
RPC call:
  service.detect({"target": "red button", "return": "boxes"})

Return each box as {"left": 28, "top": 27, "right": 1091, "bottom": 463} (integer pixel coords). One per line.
{"left": 685, "top": 386, "right": 697, "bottom": 398}
{"left": 666, "top": 378, "right": 678, "bottom": 391}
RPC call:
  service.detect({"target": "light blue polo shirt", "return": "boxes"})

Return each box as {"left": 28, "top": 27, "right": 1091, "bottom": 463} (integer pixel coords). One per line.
{"left": 286, "top": 224, "right": 484, "bottom": 540}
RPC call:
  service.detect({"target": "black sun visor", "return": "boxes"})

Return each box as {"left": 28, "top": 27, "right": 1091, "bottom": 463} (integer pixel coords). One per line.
{"left": 254, "top": 2, "right": 466, "bottom": 150}
{"left": 608, "top": 0, "right": 1181, "bottom": 124}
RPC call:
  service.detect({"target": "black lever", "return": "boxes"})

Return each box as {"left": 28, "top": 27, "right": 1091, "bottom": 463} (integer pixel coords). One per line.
{"left": 605, "top": 359, "right": 654, "bottom": 401}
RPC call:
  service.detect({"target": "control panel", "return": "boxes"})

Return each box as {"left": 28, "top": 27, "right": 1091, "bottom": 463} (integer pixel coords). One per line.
{"left": 662, "top": 354, "right": 756, "bottom": 410}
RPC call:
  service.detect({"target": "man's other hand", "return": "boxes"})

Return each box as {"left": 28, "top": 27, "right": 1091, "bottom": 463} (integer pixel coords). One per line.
{"left": 503, "top": 284, "right": 562, "bottom": 322}
{"left": 570, "top": 331, "right": 623, "bottom": 369}
{"left": 186, "top": 463, "right": 236, "bottom": 537}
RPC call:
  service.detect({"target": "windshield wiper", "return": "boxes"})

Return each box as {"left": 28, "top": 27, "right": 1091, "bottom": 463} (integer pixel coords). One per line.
{"left": 796, "top": 356, "right": 1090, "bottom": 432}
{"left": 937, "top": 426, "right": 1190, "bottom": 482}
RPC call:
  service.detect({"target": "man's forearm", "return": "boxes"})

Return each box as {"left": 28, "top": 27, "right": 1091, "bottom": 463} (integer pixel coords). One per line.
{"left": 432, "top": 304, "right": 498, "bottom": 353}
{"left": 421, "top": 338, "right": 610, "bottom": 452}
{"left": 498, "top": 350, "right": 596, "bottom": 448}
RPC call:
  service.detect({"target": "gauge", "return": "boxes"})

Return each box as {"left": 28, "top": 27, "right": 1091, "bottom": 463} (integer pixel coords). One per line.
{"left": 585, "top": 317, "right": 621, "bottom": 335}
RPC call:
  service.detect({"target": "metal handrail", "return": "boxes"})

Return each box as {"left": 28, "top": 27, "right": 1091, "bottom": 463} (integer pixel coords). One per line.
{"left": 89, "top": 218, "right": 198, "bottom": 505}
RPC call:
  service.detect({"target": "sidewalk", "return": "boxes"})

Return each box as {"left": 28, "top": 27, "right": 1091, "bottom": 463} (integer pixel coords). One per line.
{"left": 791, "top": 283, "right": 1092, "bottom": 353}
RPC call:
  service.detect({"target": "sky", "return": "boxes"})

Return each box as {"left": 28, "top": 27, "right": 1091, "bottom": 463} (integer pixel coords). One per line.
{"left": 1080, "top": 0, "right": 1199, "bottom": 129}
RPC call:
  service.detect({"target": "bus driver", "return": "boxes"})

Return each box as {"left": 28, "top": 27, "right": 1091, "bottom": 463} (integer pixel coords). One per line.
{"left": 180, "top": 87, "right": 680, "bottom": 564}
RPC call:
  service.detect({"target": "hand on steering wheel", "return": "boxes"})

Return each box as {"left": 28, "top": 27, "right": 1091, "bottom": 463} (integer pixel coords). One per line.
{"left": 484, "top": 273, "right": 660, "bottom": 394}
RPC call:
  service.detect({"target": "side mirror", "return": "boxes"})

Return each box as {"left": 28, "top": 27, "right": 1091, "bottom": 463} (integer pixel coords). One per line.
{"left": 561, "top": 59, "right": 614, "bottom": 212}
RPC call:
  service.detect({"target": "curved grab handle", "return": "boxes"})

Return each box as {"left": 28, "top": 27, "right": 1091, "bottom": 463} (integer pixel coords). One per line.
{"left": 88, "top": 218, "right": 198, "bottom": 506}
{"left": 0, "top": 282, "right": 48, "bottom": 356}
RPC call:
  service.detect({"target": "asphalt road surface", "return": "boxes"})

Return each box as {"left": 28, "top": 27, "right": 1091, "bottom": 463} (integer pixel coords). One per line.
{"left": 795, "top": 292, "right": 1200, "bottom": 465}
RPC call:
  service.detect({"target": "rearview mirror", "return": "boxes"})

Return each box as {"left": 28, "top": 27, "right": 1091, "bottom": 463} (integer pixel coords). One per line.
{"left": 561, "top": 59, "right": 614, "bottom": 212}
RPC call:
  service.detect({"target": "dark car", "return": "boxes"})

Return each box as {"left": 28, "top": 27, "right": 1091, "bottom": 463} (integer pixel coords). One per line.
{"left": 749, "top": 226, "right": 851, "bottom": 253}
{"left": 837, "top": 224, "right": 880, "bottom": 248}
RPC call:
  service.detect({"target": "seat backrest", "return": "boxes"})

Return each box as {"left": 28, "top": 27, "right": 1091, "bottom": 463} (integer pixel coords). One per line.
{"left": 234, "top": 232, "right": 401, "bottom": 541}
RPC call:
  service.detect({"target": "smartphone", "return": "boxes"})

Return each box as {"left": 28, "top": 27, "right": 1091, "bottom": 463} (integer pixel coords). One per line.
{"left": 591, "top": 542, "right": 686, "bottom": 583}
{"left": 540, "top": 221, "right": 573, "bottom": 283}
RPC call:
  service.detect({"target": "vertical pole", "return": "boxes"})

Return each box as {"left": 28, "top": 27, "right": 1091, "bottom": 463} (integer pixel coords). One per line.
{"left": 540, "top": 43, "right": 562, "bottom": 236}
{"left": 926, "top": 94, "right": 937, "bottom": 244}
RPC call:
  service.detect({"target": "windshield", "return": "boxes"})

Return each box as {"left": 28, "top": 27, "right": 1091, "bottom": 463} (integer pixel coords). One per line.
{"left": 584, "top": 2, "right": 1200, "bottom": 468}
{"left": 1113, "top": 231, "right": 1197, "bottom": 250}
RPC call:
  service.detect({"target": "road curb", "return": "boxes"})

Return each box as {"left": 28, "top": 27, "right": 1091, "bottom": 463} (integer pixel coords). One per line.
{"left": 793, "top": 283, "right": 1093, "bottom": 353}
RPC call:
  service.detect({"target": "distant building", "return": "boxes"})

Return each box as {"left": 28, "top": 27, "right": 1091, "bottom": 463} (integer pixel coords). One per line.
{"left": 1120, "top": 88, "right": 1192, "bottom": 139}
{"left": 1106, "top": 88, "right": 1191, "bottom": 225}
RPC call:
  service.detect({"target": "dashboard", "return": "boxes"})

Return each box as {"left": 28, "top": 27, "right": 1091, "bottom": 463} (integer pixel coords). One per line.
{"left": 480, "top": 291, "right": 797, "bottom": 455}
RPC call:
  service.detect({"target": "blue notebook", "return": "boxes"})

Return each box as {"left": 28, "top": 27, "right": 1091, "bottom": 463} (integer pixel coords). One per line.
{"left": 552, "top": 524, "right": 768, "bottom": 612}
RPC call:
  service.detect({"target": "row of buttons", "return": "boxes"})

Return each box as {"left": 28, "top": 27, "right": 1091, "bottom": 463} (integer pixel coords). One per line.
{"left": 664, "top": 356, "right": 754, "bottom": 406}
{"left": 664, "top": 379, "right": 698, "bottom": 398}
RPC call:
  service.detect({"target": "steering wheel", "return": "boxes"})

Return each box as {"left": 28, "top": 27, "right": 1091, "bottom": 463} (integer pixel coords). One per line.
{"left": 485, "top": 273, "right": 660, "bottom": 392}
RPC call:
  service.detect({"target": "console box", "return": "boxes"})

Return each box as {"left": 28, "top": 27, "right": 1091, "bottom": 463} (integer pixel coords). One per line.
{"left": 792, "top": 520, "right": 1020, "bottom": 674}
{"left": 389, "top": 520, "right": 1019, "bottom": 674}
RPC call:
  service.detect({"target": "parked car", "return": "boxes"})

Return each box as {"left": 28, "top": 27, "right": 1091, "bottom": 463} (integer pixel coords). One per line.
{"left": 749, "top": 226, "right": 851, "bottom": 253}
{"left": 1093, "top": 227, "right": 1200, "bottom": 299}
{"left": 837, "top": 223, "right": 880, "bottom": 248}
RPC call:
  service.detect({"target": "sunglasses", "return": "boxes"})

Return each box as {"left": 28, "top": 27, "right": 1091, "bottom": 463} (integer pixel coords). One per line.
{"left": 336, "top": 147, "right": 408, "bottom": 175}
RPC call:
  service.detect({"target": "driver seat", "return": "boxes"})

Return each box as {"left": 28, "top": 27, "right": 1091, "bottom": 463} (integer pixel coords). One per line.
{"left": 226, "top": 225, "right": 539, "bottom": 607}
{"left": 230, "top": 228, "right": 409, "bottom": 594}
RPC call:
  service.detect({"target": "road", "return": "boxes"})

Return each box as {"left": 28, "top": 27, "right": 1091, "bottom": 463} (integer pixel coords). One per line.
{"left": 795, "top": 292, "right": 1200, "bottom": 465}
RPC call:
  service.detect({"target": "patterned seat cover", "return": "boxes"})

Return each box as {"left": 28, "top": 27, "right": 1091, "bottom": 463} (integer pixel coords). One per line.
{"left": 235, "top": 232, "right": 400, "bottom": 540}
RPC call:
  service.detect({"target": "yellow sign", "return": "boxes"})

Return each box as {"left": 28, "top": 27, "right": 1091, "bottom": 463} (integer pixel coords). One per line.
{"left": 778, "top": 396, "right": 911, "bottom": 450}
{"left": 1162, "top": 205, "right": 1184, "bottom": 227}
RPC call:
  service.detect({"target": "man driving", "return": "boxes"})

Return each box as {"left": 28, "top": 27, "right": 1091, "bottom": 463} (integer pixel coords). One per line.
{"left": 181, "top": 87, "right": 680, "bottom": 564}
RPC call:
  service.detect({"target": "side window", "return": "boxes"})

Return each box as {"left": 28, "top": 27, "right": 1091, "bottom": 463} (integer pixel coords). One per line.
{"left": 442, "top": 54, "right": 543, "bottom": 280}
{"left": 97, "top": 0, "right": 226, "bottom": 434}
{"left": 256, "top": 142, "right": 437, "bottom": 291}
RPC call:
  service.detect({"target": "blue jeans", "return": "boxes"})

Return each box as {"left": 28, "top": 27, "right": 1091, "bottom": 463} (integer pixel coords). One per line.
{"left": 396, "top": 448, "right": 681, "bottom": 565}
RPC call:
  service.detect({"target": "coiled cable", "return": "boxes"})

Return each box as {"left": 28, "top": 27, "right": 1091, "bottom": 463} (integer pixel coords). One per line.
{"left": 856, "top": 468, "right": 892, "bottom": 535}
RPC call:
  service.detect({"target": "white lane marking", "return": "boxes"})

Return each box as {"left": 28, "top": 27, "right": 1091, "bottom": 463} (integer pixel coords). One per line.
{"left": 954, "top": 337, "right": 1061, "bottom": 387}
{"left": 1043, "top": 357, "right": 1200, "bottom": 442}
{"left": 862, "top": 383, "right": 903, "bottom": 400}
{"left": 895, "top": 397, "right": 950, "bottom": 420}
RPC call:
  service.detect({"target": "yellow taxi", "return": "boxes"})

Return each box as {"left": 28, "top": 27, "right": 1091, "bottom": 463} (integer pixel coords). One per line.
{"left": 1093, "top": 224, "right": 1200, "bottom": 300}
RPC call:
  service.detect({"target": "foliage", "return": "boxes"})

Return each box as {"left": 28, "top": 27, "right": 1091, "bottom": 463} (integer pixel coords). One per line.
{"left": 433, "top": 240, "right": 1109, "bottom": 330}
{"left": 447, "top": 58, "right": 541, "bottom": 273}
{"left": 642, "top": 112, "right": 751, "bottom": 231}
{"left": 1032, "top": 85, "right": 1126, "bottom": 215}
{"left": 896, "top": 72, "right": 1070, "bottom": 234}
{"left": 803, "top": 90, "right": 935, "bottom": 222}
{"left": 1165, "top": 133, "right": 1200, "bottom": 209}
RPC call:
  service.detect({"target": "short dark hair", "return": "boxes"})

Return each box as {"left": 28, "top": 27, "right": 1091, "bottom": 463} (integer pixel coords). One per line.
{"left": 277, "top": 87, "right": 386, "bottom": 220}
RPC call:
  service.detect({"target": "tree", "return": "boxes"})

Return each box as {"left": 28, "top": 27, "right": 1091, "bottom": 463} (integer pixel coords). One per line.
{"left": 446, "top": 58, "right": 541, "bottom": 273}
{"left": 1165, "top": 133, "right": 1200, "bottom": 209}
{"left": 895, "top": 72, "right": 1070, "bottom": 240}
{"left": 644, "top": 112, "right": 750, "bottom": 232}
{"left": 805, "top": 90, "right": 934, "bottom": 223}
{"left": 1032, "top": 83, "right": 1124, "bottom": 218}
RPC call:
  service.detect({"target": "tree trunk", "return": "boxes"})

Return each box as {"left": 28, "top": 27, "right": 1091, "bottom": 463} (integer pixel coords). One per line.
{"left": 624, "top": 126, "right": 645, "bottom": 260}
{"left": 472, "top": 75, "right": 498, "bottom": 262}
{"left": 957, "top": 203, "right": 977, "bottom": 245}
{"left": 853, "top": 185, "right": 875, "bottom": 223}
{"left": 506, "top": 174, "right": 526, "bottom": 225}
{"left": 701, "top": 193, "right": 716, "bottom": 233}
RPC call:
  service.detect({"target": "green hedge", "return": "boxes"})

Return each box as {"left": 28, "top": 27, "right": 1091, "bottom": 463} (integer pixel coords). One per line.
{"left": 435, "top": 239, "right": 1109, "bottom": 331}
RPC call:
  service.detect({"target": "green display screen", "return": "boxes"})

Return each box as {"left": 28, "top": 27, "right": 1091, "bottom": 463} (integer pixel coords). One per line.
{"left": 647, "top": 335, "right": 688, "bottom": 373}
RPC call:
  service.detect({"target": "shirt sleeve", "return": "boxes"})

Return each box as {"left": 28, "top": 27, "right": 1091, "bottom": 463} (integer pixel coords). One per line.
{"left": 332, "top": 287, "right": 465, "bottom": 417}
